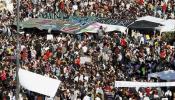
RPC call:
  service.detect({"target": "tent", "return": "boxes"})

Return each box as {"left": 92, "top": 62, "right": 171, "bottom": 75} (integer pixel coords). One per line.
{"left": 148, "top": 70, "right": 175, "bottom": 81}
{"left": 156, "top": 19, "right": 175, "bottom": 33}
{"left": 77, "top": 22, "right": 127, "bottom": 34}
{"left": 136, "top": 16, "right": 164, "bottom": 24}
{"left": 128, "top": 16, "right": 164, "bottom": 30}
{"left": 128, "top": 20, "right": 163, "bottom": 30}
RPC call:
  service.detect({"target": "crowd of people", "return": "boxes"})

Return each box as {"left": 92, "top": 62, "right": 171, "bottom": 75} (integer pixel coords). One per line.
{"left": 0, "top": 0, "right": 175, "bottom": 100}
{"left": 0, "top": 30, "right": 175, "bottom": 100}
{"left": 16, "top": 0, "right": 175, "bottom": 20}
{"left": 1, "top": 0, "right": 175, "bottom": 26}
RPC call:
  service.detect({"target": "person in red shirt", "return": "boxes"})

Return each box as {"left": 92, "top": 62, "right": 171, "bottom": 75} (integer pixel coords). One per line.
{"left": 160, "top": 49, "right": 166, "bottom": 60}
{"left": 43, "top": 50, "right": 52, "bottom": 61}
{"left": 1, "top": 70, "right": 6, "bottom": 81}
{"left": 75, "top": 56, "right": 80, "bottom": 66}
{"left": 138, "top": 0, "right": 144, "bottom": 5}
{"left": 162, "top": 2, "right": 167, "bottom": 14}
{"left": 73, "top": 56, "right": 80, "bottom": 70}
{"left": 21, "top": 48, "right": 28, "bottom": 62}
{"left": 59, "top": 0, "right": 65, "bottom": 11}
{"left": 145, "top": 87, "right": 151, "bottom": 96}
{"left": 120, "top": 37, "right": 127, "bottom": 48}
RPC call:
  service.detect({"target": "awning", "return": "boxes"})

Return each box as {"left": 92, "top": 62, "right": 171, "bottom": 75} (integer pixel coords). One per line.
{"left": 148, "top": 70, "right": 175, "bottom": 81}
{"left": 128, "top": 20, "right": 163, "bottom": 30}
{"left": 16, "top": 18, "right": 85, "bottom": 34}
{"left": 136, "top": 16, "right": 164, "bottom": 24}
{"left": 156, "top": 19, "right": 175, "bottom": 33}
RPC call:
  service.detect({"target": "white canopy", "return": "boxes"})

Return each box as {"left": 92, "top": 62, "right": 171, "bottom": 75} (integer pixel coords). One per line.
{"left": 148, "top": 70, "right": 175, "bottom": 81}
{"left": 156, "top": 19, "right": 175, "bottom": 33}
{"left": 77, "top": 22, "right": 127, "bottom": 34}
{"left": 137, "top": 16, "right": 165, "bottom": 24}
{"left": 137, "top": 16, "right": 175, "bottom": 33}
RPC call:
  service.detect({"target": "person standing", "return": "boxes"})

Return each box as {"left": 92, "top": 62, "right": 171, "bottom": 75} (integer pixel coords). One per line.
{"left": 97, "top": 26, "right": 105, "bottom": 40}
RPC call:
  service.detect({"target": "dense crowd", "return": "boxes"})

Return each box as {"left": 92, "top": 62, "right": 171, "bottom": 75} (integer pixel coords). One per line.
{"left": 0, "top": 0, "right": 175, "bottom": 100}
{"left": 0, "top": 30, "right": 175, "bottom": 100}
{"left": 17, "top": 0, "right": 175, "bottom": 19}
{"left": 15, "top": 0, "right": 175, "bottom": 19}
{"left": 1, "top": 0, "right": 175, "bottom": 26}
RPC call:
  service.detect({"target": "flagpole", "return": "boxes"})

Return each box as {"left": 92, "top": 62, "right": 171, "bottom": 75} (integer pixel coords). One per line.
{"left": 16, "top": 0, "right": 21, "bottom": 99}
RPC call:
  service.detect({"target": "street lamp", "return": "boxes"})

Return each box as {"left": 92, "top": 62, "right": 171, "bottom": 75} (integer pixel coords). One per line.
{"left": 15, "top": 0, "right": 21, "bottom": 99}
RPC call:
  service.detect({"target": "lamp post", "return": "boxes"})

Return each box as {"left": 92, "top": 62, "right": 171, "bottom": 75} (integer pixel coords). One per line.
{"left": 15, "top": 0, "right": 21, "bottom": 99}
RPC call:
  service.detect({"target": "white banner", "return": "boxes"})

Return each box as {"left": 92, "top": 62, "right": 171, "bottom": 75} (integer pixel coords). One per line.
{"left": 80, "top": 57, "right": 92, "bottom": 64}
{"left": 19, "top": 68, "right": 61, "bottom": 97}
{"left": 47, "top": 34, "right": 53, "bottom": 40}
{"left": 78, "top": 22, "right": 127, "bottom": 33}
{"left": 115, "top": 81, "right": 175, "bottom": 88}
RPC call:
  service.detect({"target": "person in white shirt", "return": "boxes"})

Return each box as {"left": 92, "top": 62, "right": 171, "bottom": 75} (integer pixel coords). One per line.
{"left": 140, "top": 36, "right": 145, "bottom": 45}
{"left": 45, "top": 96, "right": 54, "bottom": 100}
{"left": 165, "top": 89, "right": 172, "bottom": 99}
{"left": 82, "top": 46, "right": 88, "bottom": 53}
{"left": 95, "top": 97, "right": 101, "bottom": 100}
{"left": 143, "top": 96, "right": 150, "bottom": 100}
{"left": 83, "top": 95, "right": 91, "bottom": 100}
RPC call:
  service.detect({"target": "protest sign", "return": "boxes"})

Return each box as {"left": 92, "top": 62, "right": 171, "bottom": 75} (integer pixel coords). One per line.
{"left": 80, "top": 56, "right": 92, "bottom": 64}
{"left": 19, "top": 68, "right": 61, "bottom": 97}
